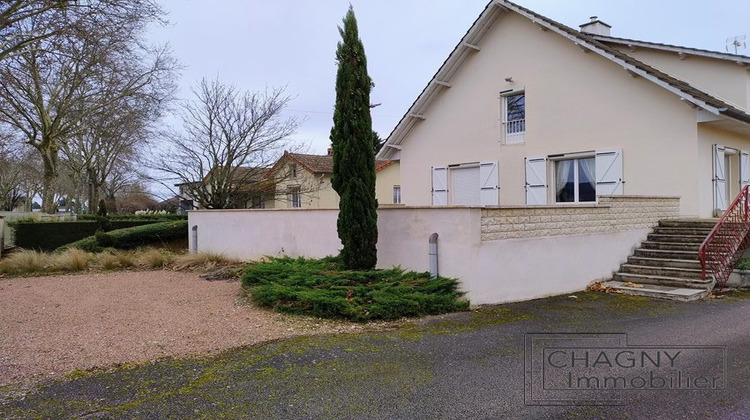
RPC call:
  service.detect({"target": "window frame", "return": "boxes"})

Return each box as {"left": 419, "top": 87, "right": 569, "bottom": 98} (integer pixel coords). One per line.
{"left": 552, "top": 155, "right": 597, "bottom": 204}
{"left": 392, "top": 185, "right": 401, "bottom": 204}
{"left": 500, "top": 89, "right": 525, "bottom": 144}
{"left": 287, "top": 186, "right": 301, "bottom": 208}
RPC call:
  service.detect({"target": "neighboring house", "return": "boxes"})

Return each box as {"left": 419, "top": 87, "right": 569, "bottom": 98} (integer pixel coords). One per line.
{"left": 377, "top": 0, "right": 750, "bottom": 218}
{"left": 176, "top": 182, "right": 200, "bottom": 214}
{"left": 176, "top": 167, "right": 271, "bottom": 212}
{"left": 262, "top": 151, "right": 401, "bottom": 209}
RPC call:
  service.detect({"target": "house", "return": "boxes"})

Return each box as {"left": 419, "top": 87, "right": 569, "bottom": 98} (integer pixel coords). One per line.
{"left": 176, "top": 167, "right": 272, "bottom": 212}
{"left": 260, "top": 151, "right": 401, "bottom": 209}
{"left": 376, "top": 0, "right": 750, "bottom": 219}
{"left": 189, "top": 1, "right": 750, "bottom": 303}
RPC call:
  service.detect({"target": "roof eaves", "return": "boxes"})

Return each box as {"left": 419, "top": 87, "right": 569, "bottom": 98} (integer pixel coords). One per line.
{"left": 591, "top": 34, "right": 750, "bottom": 64}
{"left": 377, "top": 1, "right": 509, "bottom": 160}
{"left": 375, "top": 160, "right": 397, "bottom": 171}
{"left": 379, "top": 0, "right": 750, "bottom": 161}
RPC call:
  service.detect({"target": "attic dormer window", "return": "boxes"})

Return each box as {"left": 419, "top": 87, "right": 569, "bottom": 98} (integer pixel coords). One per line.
{"left": 501, "top": 90, "right": 525, "bottom": 144}
{"left": 289, "top": 164, "right": 297, "bottom": 178}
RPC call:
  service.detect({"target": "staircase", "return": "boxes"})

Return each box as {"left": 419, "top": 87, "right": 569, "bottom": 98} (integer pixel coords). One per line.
{"left": 602, "top": 219, "right": 718, "bottom": 301}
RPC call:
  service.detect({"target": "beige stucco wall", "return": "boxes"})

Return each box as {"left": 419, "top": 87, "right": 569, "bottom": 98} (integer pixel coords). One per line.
{"left": 189, "top": 208, "right": 341, "bottom": 258}
{"left": 397, "top": 11, "right": 704, "bottom": 216}
{"left": 271, "top": 162, "right": 339, "bottom": 209}
{"left": 375, "top": 162, "right": 401, "bottom": 205}
{"left": 613, "top": 47, "right": 750, "bottom": 111}
{"left": 189, "top": 197, "right": 672, "bottom": 305}
{"left": 267, "top": 161, "right": 400, "bottom": 209}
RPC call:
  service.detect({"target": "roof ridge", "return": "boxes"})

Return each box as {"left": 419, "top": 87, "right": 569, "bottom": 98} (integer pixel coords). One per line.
{"left": 506, "top": 1, "right": 750, "bottom": 119}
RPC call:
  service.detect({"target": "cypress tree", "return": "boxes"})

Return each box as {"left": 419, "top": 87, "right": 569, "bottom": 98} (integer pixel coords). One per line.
{"left": 330, "top": 6, "right": 378, "bottom": 270}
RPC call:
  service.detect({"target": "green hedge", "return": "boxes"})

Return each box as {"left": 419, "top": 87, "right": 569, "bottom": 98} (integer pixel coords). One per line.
{"left": 14, "top": 220, "right": 161, "bottom": 251}
{"left": 60, "top": 220, "right": 188, "bottom": 252}
{"left": 77, "top": 214, "right": 187, "bottom": 221}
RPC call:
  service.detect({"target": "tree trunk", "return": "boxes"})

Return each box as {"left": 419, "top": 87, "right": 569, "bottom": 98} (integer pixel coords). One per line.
{"left": 40, "top": 150, "right": 58, "bottom": 214}
{"left": 36, "top": 134, "right": 60, "bottom": 214}
{"left": 90, "top": 183, "right": 101, "bottom": 215}
{"left": 86, "top": 167, "right": 96, "bottom": 214}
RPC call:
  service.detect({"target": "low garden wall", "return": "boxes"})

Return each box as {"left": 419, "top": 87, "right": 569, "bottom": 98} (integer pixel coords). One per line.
{"left": 189, "top": 196, "right": 681, "bottom": 305}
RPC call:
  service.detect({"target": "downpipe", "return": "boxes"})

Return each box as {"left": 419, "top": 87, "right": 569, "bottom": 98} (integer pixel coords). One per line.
{"left": 429, "top": 233, "right": 439, "bottom": 278}
{"left": 191, "top": 225, "right": 198, "bottom": 254}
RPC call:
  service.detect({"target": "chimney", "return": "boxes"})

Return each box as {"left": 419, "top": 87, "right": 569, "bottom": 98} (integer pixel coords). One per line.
{"left": 579, "top": 16, "right": 611, "bottom": 36}
{"left": 327, "top": 147, "right": 333, "bottom": 156}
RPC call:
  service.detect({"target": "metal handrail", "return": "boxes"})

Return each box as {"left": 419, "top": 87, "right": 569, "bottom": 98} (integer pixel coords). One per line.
{"left": 698, "top": 185, "right": 750, "bottom": 288}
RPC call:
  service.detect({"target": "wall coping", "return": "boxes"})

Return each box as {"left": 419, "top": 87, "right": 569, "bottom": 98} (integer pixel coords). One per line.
{"left": 599, "top": 195, "right": 681, "bottom": 200}
{"left": 188, "top": 195, "right": 680, "bottom": 213}
{"left": 190, "top": 206, "right": 484, "bottom": 213}
{"left": 189, "top": 208, "right": 339, "bottom": 213}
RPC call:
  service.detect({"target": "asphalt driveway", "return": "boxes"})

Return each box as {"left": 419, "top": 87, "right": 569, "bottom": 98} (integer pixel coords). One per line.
{"left": 3, "top": 291, "right": 750, "bottom": 419}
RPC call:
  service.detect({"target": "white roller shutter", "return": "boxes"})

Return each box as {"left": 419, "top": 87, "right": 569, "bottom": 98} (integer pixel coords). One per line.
{"left": 595, "top": 149, "right": 624, "bottom": 195}
{"left": 479, "top": 162, "right": 499, "bottom": 205}
{"left": 431, "top": 167, "right": 448, "bottom": 206}
{"left": 525, "top": 157, "right": 547, "bottom": 205}
{"left": 451, "top": 165, "right": 480, "bottom": 205}
{"left": 714, "top": 145, "right": 727, "bottom": 211}
{"left": 740, "top": 150, "right": 750, "bottom": 188}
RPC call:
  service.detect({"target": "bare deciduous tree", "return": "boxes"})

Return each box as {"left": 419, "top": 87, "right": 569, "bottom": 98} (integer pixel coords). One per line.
{"left": 0, "top": 141, "right": 25, "bottom": 210}
{"left": 0, "top": 1, "right": 164, "bottom": 62}
{"left": 61, "top": 92, "right": 157, "bottom": 213}
{"left": 151, "top": 78, "right": 301, "bottom": 209}
{"left": 0, "top": 3, "right": 176, "bottom": 213}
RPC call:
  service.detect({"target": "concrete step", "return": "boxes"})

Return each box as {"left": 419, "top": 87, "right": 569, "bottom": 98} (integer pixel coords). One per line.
{"left": 612, "top": 272, "right": 713, "bottom": 289}
{"left": 634, "top": 248, "right": 699, "bottom": 260}
{"left": 619, "top": 264, "right": 706, "bottom": 279}
{"left": 652, "top": 227, "right": 713, "bottom": 236}
{"left": 659, "top": 219, "right": 718, "bottom": 229}
{"left": 601, "top": 281, "right": 711, "bottom": 302}
{"left": 626, "top": 256, "right": 702, "bottom": 270}
{"left": 647, "top": 233, "right": 707, "bottom": 244}
{"left": 639, "top": 241, "right": 700, "bottom": 251}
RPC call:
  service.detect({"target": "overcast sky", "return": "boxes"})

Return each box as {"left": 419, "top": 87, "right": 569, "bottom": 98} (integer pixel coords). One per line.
{"left": 148, "top": 0, "right": 750, "bottom": 155}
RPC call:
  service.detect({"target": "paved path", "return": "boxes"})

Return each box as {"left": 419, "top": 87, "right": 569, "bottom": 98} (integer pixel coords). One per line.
{"left": 3, "top": 291, "right": 750, "bottom": 419}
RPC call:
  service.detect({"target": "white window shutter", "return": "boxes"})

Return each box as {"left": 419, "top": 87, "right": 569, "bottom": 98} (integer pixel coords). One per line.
{"left": 714, "top": 145, "right": 727, "bottom": 211}
{"left": 479, "top": 162, "right": 499, "bottom": 205}
{"left": 595, "top": 149, "right": 624, "bottom": 196}
{"left": 432, "top": 167, "right": 448, "bottom": 206}
{"left": 740, "top": 150, "right": 750, "bottom": 188}
{"left": 524, "top": 157, "right": 547, "bottom": 205}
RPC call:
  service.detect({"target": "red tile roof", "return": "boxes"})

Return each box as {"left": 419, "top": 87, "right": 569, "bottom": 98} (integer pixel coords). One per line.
{"left": 271, "top": 152, "right": 397, "bottom": 175}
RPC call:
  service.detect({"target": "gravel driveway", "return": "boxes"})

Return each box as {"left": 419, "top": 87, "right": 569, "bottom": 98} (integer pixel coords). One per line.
{"left": 0, "top": 270, "right": 380, "bottom": 387}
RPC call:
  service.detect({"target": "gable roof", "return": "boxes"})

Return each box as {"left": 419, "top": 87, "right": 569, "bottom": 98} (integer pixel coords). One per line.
{"left": 378, "top": 0, "right": 750, "bottom": 160}
{"left": 591, "top": 34, "right": 750, "bottom": 65}
{"left": 267, "top": 151, "right": 397, "bottom": 177}
{"left": 286, "top": 152, "right": 334, "bottom": 174}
